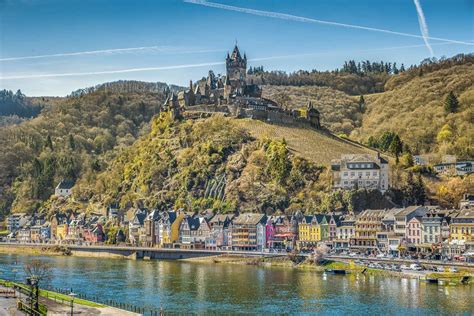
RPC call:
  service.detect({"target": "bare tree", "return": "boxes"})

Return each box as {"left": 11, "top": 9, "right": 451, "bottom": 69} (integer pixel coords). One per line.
{"left": 23, "top": 259, "right": 52, "bottom": 283}
{"left": 313, "top": 244, "right": 329, "bottom": 264}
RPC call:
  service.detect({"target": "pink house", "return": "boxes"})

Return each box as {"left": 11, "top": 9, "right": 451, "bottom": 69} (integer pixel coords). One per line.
{"left": 406, "top": 217, "right": 422, "bottom": 245}
{"left": 83, "top": 224, "right": 104, "bottom": 243}
{"left": 265, "top": 216, "right": 280, "bottom": 248}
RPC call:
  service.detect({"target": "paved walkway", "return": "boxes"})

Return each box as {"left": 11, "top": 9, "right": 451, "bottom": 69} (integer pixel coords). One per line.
{"left": 0, "top": 296, "right": 25, "bottom": 316}
{"left": 0, "top": 286, "right": 137, "bottom": 316}
{"left": 40, "top": 296, "right": 139, "bottom": 315}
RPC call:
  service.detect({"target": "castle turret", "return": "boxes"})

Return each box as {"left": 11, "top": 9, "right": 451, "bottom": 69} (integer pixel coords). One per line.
{"left": 226, "top": 44, "right": 247, "bottom": 97}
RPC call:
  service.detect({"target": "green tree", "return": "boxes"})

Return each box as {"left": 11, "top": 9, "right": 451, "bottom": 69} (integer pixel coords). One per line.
{"left": 414, "top": 174, "right": 426, "bottom": 205}
{"left": 389, "top": 134, "right": 403, "bottom": 163}
{"left": 404, "top": 171, "right": 416, "bottom": 205}
{"left": 379, "top": 131, "right": 395, "bottom": 151}
{"left": 68, "top": 134, "right": 76, "bottom": 150}
{"left": 367, "top": 136, "right": 378, "bottom": 148}
{"left": 400, "top": 152, "right": 414, "bottom": 168}
{"left": 45, "top": 134, "right": 53, "bottom": 151}
{"left": 358, "top": 95, "right": 365, "bottom": 112}
{"left": 444, "top": 91, "right": 459, "bottom": 113}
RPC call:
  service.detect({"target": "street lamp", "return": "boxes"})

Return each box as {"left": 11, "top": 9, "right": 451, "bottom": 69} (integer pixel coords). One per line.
{"left": 69, "top": 291, "right": 76, "bottom": 316}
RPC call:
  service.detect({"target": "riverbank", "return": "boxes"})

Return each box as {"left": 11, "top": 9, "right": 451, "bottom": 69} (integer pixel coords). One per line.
{"left": 0, "top": 244, "right": 72, "bottom": 256}
{"left": 183, "top": 254, "right": 474, "bottom": 284}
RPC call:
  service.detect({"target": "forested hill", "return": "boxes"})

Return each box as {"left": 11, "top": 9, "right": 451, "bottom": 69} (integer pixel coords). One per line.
{"left": 260, "top": 53, "right": 473, "bottom": 160}
{"left": 0, "top": 89, "right": 166, "bottom": 215}
{"left": 0, "top": 89, "right": 42, "bottom": 118}
{"left": 351, "top": 55, "right": 473, "bottom": 160}
{"left": 0, "top": 54, "right": 472, "bottom": 216}
{"left": 69, "top": 80, "right": 185, "bottom": 97}
{"left": 75, "top": 114, "right": 390, "bottom": 215}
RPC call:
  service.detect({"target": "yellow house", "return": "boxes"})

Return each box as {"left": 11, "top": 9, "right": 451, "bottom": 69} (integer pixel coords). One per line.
{"left": 171, "top": 212, "right": 185, "bottom": 244}
{"left": 56, "top": 224, "right": 68, "bottom": 241}
{"left": 159, "top": 210, "right": 186, "bottom": 247}
{"left": 298, "top": 215, "right": 321, "bottom": 248}
{"left": 450, "top": 209, "right": 473, "bottom": 242}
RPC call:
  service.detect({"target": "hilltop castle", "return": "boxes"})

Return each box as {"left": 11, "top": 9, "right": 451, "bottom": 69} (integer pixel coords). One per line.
{"left": 163, "top": 45, "right": 321, "bottom": 129}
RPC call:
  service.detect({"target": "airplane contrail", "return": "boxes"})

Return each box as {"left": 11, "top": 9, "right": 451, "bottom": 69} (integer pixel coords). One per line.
{"left": 413, "top": 0, "right": 434, "bottom": 57}
{"left": 0, "top": 41, "right": 468, "bottom": 80}
{"left": 0, "top": 61, "right": 225, "bottom": 80}
{"left": 184, "top": 0, "right": 473, "bottom": 46}
{"left": 0, "top": 47, "right": 225, "bottom": 62}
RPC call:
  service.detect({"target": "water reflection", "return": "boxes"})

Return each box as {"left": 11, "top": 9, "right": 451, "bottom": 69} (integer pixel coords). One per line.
{"left": 0, "top": 253, "right": 472, "bottom": 314}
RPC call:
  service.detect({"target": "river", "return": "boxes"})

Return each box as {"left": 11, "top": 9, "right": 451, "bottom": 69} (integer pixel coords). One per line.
{"left": 0, "top": 253, "right": 472, "bottom": 315}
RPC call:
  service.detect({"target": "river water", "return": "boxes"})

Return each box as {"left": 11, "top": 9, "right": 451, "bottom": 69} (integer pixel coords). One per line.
{"left": 0, "top": 253, "right": 472, "bottom": 315}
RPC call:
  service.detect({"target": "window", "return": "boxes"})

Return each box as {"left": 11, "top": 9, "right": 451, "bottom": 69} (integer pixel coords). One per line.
{"left": 366, "top": 172, "right": 370, "bottom": 177}
{"left": 343, "top": 172, "right": 348, "bottom": 176}
{"left": 373, "top": 171, "right": 378, "bottom": 176}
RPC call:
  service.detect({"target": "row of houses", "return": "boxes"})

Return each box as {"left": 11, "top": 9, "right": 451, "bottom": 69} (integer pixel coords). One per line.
{"left": 6, "top": 212, "right": 106, "bottom": 244}
{"left": 126, "top": 205, "right": 473, "bottom": 257}
{"left": 5, "top": 204, "right": 473, "bottom": 258}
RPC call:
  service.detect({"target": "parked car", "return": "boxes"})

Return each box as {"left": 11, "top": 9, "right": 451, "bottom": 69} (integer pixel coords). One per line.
{"left": 410, "top": 264, "right": 423, "bottom": 271}
{"left": 449, "top": 267, "right": 458, "bottom": 273}
{"left": 400, "top": 264, "right": 409, "bottom": 270}
{"left": 391, "top": 264, "right": 400, "bottom": 271}
{"left": 436, "top": 266, "right": 445, "bottom": 272}
{"left": 376, "top": 253, "right": 386, "bottom": 258}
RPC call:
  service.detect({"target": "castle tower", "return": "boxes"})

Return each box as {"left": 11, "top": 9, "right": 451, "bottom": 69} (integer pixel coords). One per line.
{"left": 188, "top": 80, "right": 195, "bottom": 106}
{"left": 226, "top": 45, "right": 247, "bottom": 96}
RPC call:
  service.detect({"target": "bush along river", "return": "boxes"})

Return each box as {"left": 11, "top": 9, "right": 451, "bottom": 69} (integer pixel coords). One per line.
{"left": 0, "top": 253, "right": 472, "bottom": 315}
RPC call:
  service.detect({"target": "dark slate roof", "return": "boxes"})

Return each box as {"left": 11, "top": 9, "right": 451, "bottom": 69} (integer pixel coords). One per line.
{"left": 230, "top": 45, "right": 242, "bottom": 60}
{"left": 147, "top": 210, "right": 161, "bottom": 221}
{"left": 187, "top": 217, "right": 200, "bottom": 231}
{"left": 134, "top": 211, "right": 147, "bottom": 225}
{"left": 56, "top": 180, "right": 74, "bottom": 189}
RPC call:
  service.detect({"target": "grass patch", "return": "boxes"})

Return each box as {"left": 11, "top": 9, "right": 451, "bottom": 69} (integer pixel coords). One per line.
{"left": 40, "top": 289, "right": 104, "bottom": 308}
{"left": 426, "top": 272, "right": 471, "bottom": 279}
{"left": 0, "top": 278, "right": 103, "bottom": 308}
{"left": 235, "top": 119, "right": 373, "bottom": 165}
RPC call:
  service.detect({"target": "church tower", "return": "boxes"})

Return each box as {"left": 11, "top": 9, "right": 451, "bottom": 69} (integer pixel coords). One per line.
{"left": 226, "top": 44, "right": 247, "bottom": 96}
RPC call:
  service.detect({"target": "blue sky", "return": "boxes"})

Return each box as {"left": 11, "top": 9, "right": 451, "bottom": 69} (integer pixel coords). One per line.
{"left": 0, "top": 0, "right": 472, "bottom": 96}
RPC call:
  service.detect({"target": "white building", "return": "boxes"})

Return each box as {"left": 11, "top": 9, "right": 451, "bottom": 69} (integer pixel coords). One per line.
{"left": 413, "top": 155, "right": 429, "bottom": 166}
{"left": 6, "top": 213, "right": 30, "bottom": 233}
{"left": 55, "top": 180, "right": 74, "bottom": 198}
{"left": 331, "top": 154, "right": 389, "bottom": 193}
